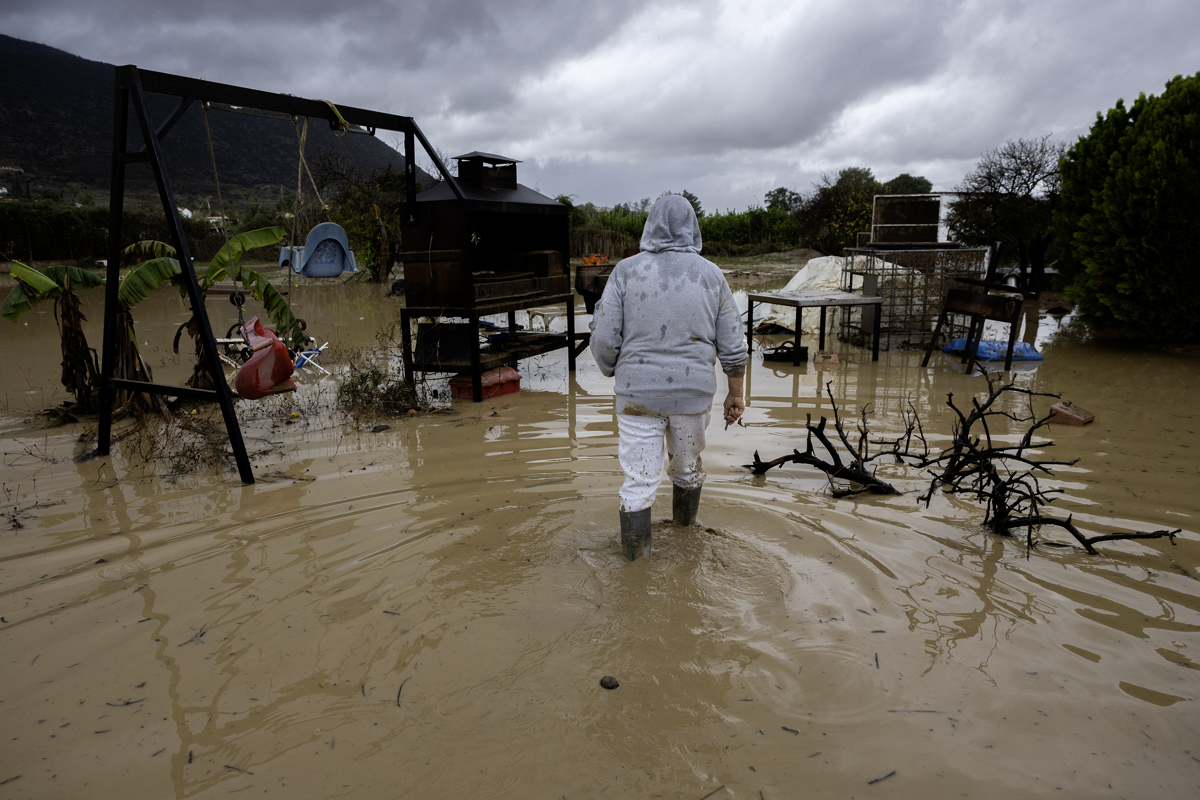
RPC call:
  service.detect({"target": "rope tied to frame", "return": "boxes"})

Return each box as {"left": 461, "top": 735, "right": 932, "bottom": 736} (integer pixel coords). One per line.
{"left": 200, "top": 103, "right": 231, "bottom": 249}
{"left": 315, "top": 98, "right": 350, "bottom": 135}
{"left": 289, "top": 118, "right": 333, "bottom": 249}
{"left": 201, "top": 102, "right": 252, "bottom": 357}
{"left": 200, "top": 101, "right": 239, "bottom": 292}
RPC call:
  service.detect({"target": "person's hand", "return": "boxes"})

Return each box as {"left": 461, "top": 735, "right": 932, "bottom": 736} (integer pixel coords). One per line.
{"left": 723, "top": 393, "right": 745, "bottom": 425}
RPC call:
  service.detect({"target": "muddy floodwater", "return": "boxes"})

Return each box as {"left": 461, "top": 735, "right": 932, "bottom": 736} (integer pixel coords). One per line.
{"left": 1, "top": 273, "right": 1198, "bottom": 799}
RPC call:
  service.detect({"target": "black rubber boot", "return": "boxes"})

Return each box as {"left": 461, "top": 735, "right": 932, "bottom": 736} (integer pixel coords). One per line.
{"left": 620, "top": 508, "right": 652, "bottom": 561}
{"left": 672, "top": 484, "right": 702, "bottom": 526}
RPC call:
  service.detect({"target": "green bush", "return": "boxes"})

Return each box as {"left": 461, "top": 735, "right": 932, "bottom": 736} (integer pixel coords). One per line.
{"left": 0, "top": 200, "right": 226, "bottom": 262}
{"left": 698, "top": 206, "right": 800, "bottom": 256}
{"left": 1056, "top": 73, "right": 1200, "bottom": 340}
{"left": 560, "top": 198, "right": 801, "bottom": 258}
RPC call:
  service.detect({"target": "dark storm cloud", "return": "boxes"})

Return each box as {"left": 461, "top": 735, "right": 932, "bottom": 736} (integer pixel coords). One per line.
{"left": 0, "top": 0, "right": 643, "bottom": 114}
{"left": 4, "top": 0, "right": 1199, "bottom": 210}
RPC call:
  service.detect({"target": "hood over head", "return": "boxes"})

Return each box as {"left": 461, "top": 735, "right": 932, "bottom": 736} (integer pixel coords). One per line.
{"left": 639, "top": 194, "right": 702, "bottom": 254}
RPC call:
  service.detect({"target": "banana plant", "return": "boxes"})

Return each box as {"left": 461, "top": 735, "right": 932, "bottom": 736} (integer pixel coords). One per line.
{"left": 2, "top": 261, "right": 106, "bottom": 411}
{"left": 118, "top": 227, "right": 308, "bottom": 392}
{"left": 2, "top": 261, "right": 105, "bottom": 321}
{"left": 2, "top": 229, "right": 303, "bottom": 413}
{"left": 202, "top": 227, "right": 306, "bottom": 349}
{"left": 119, "top": 227, "right": 306, "bottom": 349}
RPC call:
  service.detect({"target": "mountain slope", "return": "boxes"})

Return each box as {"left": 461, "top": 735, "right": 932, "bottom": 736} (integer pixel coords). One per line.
{"left": 0, "top": 34, "right": 433, "bottom": 206}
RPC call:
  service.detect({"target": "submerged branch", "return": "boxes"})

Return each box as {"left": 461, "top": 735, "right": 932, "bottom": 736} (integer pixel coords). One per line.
{"left": 996, "top": 515, "right": 1180, "bottom": 555}
{"left": 746, "top": 372, "right": 1181, "bottom": 560}
{"left": 746, "top": 448, "right": 900, "bottom": 496}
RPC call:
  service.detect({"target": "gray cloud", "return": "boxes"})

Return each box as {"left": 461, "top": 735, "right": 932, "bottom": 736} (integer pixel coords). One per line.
{"left": 3, "top": 0, "right": 1198, "bottom": 210}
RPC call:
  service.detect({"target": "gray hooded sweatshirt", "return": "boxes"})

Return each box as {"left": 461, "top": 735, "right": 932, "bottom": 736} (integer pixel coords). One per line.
{"left": 589, "top": 194, "right": 748, "bottom": 416}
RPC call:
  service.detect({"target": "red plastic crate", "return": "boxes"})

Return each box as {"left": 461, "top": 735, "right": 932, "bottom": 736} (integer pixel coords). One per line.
{"left": 449, "top": 366, "right": 521, "bottom": 400}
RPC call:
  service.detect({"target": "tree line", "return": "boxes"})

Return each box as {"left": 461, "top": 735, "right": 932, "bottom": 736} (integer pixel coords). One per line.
{"left": 556, "top": 169, "right": 933, "bottom": 260}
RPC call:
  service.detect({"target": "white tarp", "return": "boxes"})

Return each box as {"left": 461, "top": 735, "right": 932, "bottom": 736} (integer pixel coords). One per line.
{"left": 756, "top": 254, "right": 924, "bottom": 333}
{"left": 756, "top": 256, "right": 846, "bottom": 332}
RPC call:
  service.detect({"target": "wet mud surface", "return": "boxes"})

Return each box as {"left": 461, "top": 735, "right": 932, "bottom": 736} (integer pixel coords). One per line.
{"left": 1, "top": 279, "right": 1198, "bottom": 798}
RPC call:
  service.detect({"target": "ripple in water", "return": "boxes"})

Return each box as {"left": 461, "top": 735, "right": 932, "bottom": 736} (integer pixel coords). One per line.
{"left": 95, "top": 560, "right": 149, "bottom": 583}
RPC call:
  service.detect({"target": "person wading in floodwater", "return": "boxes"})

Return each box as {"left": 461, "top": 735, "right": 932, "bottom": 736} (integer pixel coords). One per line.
{"left": 589, "top": 193, "right": 748, "bottom": 561}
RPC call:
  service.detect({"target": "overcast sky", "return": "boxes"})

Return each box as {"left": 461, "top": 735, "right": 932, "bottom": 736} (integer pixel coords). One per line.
{"left": 4, "top": 0, "right": 1198, "bottom": 212}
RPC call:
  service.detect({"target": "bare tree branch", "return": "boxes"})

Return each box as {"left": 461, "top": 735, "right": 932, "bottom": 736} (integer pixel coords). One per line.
{"left": 747, "top": 373, "right": 1180, "bottom": 557}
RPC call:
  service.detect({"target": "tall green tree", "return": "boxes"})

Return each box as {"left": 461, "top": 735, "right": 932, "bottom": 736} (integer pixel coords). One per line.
{"left": 882, "top": 173, "right": 933, "bottom": 194}
{"left": 1055, "top": 73, "right": 1200, "bottom": 339}
{"left": 796, "top": 167, "right": 881, "bottom": 255}
{"left": 834, "top": 167, "right": 881, "bottom": 195}
{"left": 764, "top": 187, "right": 803, "bottom": 213}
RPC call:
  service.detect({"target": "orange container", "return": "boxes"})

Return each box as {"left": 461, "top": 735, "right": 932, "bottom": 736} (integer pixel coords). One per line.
{"left": 449, "top": 366, "right": 521, "bottom": 400}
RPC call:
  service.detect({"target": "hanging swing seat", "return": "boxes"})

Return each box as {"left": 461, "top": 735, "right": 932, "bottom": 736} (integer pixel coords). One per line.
{"left": 234, "top": 316, "right": 297, "bottom": 399}
{"left": 282, "top": 222, "right": 358, "bottom": 277}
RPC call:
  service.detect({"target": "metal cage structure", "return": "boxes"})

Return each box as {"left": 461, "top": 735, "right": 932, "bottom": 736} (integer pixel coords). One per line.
{"left": 839, "top": 244, "right": 990, "bottom": 351}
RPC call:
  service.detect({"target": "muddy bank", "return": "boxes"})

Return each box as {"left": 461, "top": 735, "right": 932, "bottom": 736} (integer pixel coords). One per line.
{"left": 1, "top": 279, "right": 1198, "bottom": 799}
{"left": 716, "top": 248, "right": 826, "bottom": 289}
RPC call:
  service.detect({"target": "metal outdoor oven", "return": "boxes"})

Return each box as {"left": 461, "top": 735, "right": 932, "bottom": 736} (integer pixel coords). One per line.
{"left": 399, "top": 152, "right": 570, "bottom": 308}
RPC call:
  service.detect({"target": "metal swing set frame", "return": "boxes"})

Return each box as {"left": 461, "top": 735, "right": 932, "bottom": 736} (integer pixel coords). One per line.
{"left": 98, "top": 64, "right": 462, "bottom": 484}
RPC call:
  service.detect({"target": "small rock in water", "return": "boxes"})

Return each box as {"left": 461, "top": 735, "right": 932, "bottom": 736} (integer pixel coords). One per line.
{"left": 600, "top": 675, "right": 619, "bottom": 690}
{"left": 371, "top": 424, "right": 390, "bottom": 433}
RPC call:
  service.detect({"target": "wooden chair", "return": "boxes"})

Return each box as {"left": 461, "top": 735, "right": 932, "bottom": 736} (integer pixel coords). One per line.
{"left": 922, "top": 288, "right": 1023, "bottom": 373}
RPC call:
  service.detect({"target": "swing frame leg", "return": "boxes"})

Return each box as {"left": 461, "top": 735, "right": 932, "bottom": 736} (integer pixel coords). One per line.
{"left": 98, "top": 66, "right": 255, "bottom": 484}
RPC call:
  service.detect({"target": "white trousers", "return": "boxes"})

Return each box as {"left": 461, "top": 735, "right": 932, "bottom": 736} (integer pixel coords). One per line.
{"left": 617, "top": 411, "right": 710, "bottom": 512}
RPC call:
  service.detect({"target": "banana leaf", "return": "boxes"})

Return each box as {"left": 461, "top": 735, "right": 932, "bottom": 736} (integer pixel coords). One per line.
{"left": 205, "top": 227, "right": 286, "bottom": 288}
{"left": 2, "top": 282, "right": 40, "bottom": 323}
{"left": 122, "top": 240, "right": 176, "bottom": 266}
{"left": 3, "top": 262, "right": 66, "bottom": 322}
{"left": 238, "top": 268, "right": 307, "bottom": 349}
{"left": 40, "top": 265, "right": 105, "bottom": 292}
{"left": 117, "top": 256, "right": 182, "bottom": 310}
{"left": 12, "top": 261, "right": 60, "bottom": 295}
{"left": 3, "top": 263, "right": 107, "bottom": 322}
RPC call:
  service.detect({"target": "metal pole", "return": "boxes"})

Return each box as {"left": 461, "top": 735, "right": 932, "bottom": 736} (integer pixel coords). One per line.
{"left": 404, "top": 128, "right": 417, "bottom": 221}
{"left": 566, "top": 298, "right": 576, "bottom": 371}
{"left": 410, "top": 120, "right": 463, "bottom": 200}
{"left": 97, "top": 78, "right": 129, "bottom": 456}
{"left": 124, "top": 66, "right": 255, "bottom": 484}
